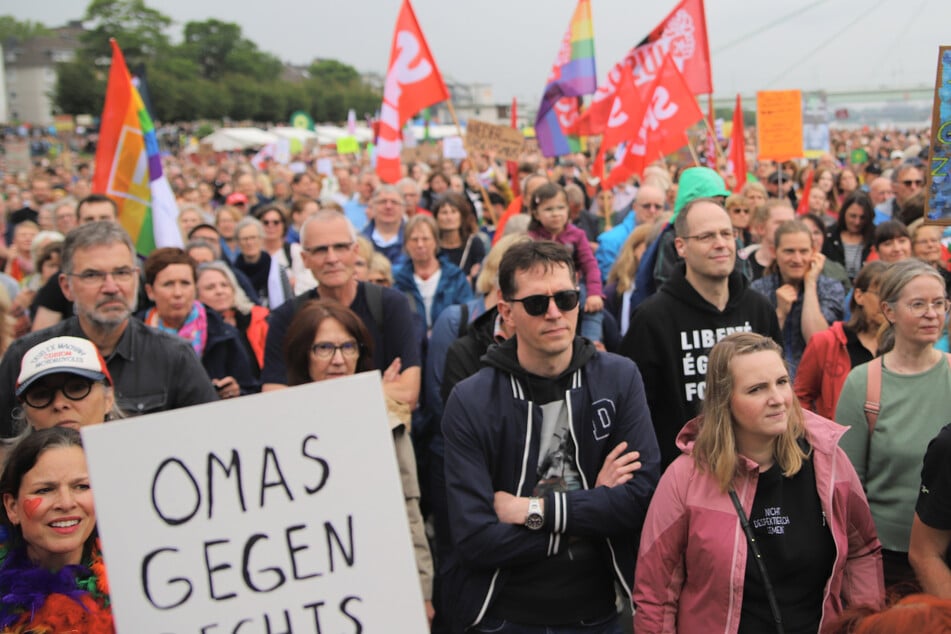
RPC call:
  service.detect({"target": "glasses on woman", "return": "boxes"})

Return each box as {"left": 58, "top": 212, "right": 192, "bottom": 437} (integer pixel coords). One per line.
{"left": 311, "top": 341, "right": 361, "bottom": 360}
{"left": 23, "top": 376, "right": 95, "bottom": 409}
{"left": 505, "top": 290, "right": 580, "bottom": 316}
{"left": 904, "top": 298, "right": 951, "bottom": 318}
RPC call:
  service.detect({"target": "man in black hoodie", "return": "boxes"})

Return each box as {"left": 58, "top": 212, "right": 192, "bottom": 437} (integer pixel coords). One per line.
{"left": 441, "top": 241, "right": 660, "bottom": 632}
{"left": 620, "top": 199, "right": 781, "bottom": 469}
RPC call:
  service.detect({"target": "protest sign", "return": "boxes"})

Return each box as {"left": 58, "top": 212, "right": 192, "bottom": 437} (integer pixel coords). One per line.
{"left": 465, "top": 119, "right": 524, "bottom": 161}
{"left": 925, "top": 46, "right": 951, "bottom": 224}
{"left": 82, "top": 372, "right": 427, "bottom": 634}
{"left": 802, "top": 92, "right": 830, "bottom": 159}
{"left": 757, "top": 90, "right": 803, "bottom": 162}
{"left": 443, "top": 135, "right": 467, "bottom": 159}
{"left": 336, "top": 136, "right": 360, "bottom": 155}
{"left": 3, "top": 139, "right": 30, "bottom": 173}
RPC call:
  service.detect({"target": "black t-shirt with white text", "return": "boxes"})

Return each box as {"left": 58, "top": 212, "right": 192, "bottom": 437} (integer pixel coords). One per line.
{"left": 738, "top": 455, "right": 836, "bottom": 634}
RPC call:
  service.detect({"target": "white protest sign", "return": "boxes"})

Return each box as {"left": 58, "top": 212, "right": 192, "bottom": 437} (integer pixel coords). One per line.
{"left": 442, "top": 135, "right": 467, "bottom": 159}
{"left": 82, "top": 372, "right": 426, "bottom": 634}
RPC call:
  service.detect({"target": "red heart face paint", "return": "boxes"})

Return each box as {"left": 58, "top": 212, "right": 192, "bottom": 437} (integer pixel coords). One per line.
{"left": 22, "top": 497, "right": 43, "bottom": 520}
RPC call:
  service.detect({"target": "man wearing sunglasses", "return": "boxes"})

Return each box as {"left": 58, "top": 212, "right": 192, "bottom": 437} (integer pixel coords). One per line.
{"left": 0, "top": 222, "right": 218, "bottom": 435}
{"left": 441, "top": 240, "right": 660, "bottom": 633}
{"left": 877, "top": 161, "right": 925, "bottom": 222}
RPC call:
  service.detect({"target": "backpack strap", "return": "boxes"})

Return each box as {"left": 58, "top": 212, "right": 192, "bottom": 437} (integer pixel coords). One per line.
{"left": 364, "top": 281, "right": 385, "bottom": 327}
{"left": 457, "top": 303, "right": 469, "bottom": 339}
{"left": 863, "top": 357, "right": 883, "bottom": 434}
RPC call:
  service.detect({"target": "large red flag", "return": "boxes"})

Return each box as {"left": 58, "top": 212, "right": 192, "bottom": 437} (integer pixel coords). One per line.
{"left": 797, "top": 168, "right": 814, "bottom": 215}
{"left": 376, "top": 0, "right": 449, "bottom": 184}
{"left": 727, "top": 93, "right": 747, "bottom": 192}
{"left": 591, "top": 70, "right": 646, "bottom": 179}
{"left": 603, "top": 55, "right": 704, "bottom": 188}
{"left": 704, "top": 94, "right": 717, "bottom": 169}
{"left": 572, "top": 0, "right": 711, "bottom": 136}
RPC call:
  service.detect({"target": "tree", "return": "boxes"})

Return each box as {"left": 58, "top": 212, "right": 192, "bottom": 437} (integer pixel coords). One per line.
{"left": 0, "top": 16, "right": 52, "bottom": 43}
{"left": 308, "top": 59, "right": 360, "bottom": 86}
{"left": 53, "top": 60, "right": 104, "bottom": 116}
{"left": 81, "top": 0, "right": 172, "bottom": 67}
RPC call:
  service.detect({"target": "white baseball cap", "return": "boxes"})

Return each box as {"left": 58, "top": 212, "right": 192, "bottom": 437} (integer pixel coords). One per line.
{"left": 16, "top": 336, "right": 112, "bottom": 397}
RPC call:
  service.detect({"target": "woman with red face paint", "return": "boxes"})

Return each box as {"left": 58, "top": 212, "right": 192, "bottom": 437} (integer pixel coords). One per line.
{"left": 0, "top": 427, "right": 113, "bottom": 632}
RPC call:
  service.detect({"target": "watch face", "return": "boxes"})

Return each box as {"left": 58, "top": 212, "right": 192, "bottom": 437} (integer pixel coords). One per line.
{"left": 525, "top": 513, "right": 544, "bottom": 530}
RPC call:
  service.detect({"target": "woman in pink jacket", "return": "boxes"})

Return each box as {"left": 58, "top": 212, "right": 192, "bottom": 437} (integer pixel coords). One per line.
{"left": 634, "top": 332, "right": 883, "bottom": 634}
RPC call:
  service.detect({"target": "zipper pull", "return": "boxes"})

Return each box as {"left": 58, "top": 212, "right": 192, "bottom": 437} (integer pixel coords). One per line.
{"left": 821, "top": 511, "right": 827, "bottom": 527}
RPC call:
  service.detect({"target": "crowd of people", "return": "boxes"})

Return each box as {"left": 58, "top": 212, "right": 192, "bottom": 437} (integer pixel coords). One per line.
{"left": 1, "top": 123, "right": 951, "bottom": 632}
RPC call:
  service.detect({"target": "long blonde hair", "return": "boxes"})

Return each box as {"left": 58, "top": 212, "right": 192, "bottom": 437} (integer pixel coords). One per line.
{"left": 692, "top": 333, "right": 809, "bottom": 492}
{"left": 607, "top": 222, "right": 659, "bottom": 293}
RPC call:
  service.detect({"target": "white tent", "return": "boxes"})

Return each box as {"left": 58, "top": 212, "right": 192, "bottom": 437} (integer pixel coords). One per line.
{"left": 199, "top": 127, "right": 278, "bottom": 151}
{"left": 271, "top": 126, "right": 319, "bottom": 144}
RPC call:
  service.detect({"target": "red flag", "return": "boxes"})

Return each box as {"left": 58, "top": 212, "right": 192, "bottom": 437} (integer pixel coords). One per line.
{"left": 570, "top": 0, "right": 711, "bottom": 136}
{"left": 376, "top": 0, "right": 449, "bottom": 184}
{"left": 592, "top": 70, "right": 646, "bottom": 179}
{"left": 727, "top": 93, "right": 747, "bottom": 192}
{"left": 797, "top": 168, "right": 814, "bottom": 215}
{"left": 508, "top": 97, "right": 520, "bottom": 197}
{"left": 603, "top": 55, "right": 704, "bottom": 188}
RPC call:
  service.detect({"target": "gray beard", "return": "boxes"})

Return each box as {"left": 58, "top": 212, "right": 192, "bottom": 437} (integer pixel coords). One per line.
{"left": 74, "top": 287, "right": 137, "bottom": 333}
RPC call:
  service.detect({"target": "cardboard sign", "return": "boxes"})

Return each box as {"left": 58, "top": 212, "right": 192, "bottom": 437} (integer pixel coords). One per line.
{"left": 82, "top": 373, "right": 427, "bottom": 633}
{"left": 802, "top": 91, "right": 830, "bottom": 159}
{"left": 465, "top": 119, "right": 524, "bottom": 161}
{"left": 4, "top": 139, "right": 30, "bottom": 174}
{"left": 926, "top": 46, "right": 951, "bottom": 224}
{"left": 756, "top": 90, "right": 803, "bottom": 162}
{"left": 336, "top": 136, "right": 359, "bottom": 155}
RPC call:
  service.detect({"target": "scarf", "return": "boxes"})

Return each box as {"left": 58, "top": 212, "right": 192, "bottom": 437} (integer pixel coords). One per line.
{"left": 144, "top": 300, "right": 208, "bottom": 357}
{"left": 0, "top": 533, "right": 113, "bottom": 633}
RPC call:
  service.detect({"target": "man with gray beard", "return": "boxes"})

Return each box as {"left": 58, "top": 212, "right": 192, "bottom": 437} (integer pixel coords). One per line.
{"left": 0, "top": 222, "right": 217, "bottom": 434}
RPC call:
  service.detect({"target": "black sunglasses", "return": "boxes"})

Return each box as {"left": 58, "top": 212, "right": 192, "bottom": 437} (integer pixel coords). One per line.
{"left": 22, "top": 376, "right": 95, "bottom": 409}
{"left": 506, "top": 290, "right": 580, "bottom": 316}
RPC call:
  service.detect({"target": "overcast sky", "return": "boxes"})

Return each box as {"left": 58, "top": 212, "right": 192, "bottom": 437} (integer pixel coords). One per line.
{"left": 11, "top": 0, "right": 950, "bottom": 106}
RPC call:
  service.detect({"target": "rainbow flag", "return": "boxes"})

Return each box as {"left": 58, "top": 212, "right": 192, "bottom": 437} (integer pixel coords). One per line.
{"left": 535, "top": 0, "right": 597, "bottom": 157}
{"left": 93, "top": 39, "right": 181, "bottom": 256}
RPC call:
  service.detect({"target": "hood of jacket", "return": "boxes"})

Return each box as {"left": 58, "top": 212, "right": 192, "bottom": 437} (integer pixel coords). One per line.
{"left": 482, "top": 335, "right": 596, "bottom": 386}
{"left": 658, "top": 261, "right": 753, "bottom": 315}
{"left": 675, "top": 408, "right": 848, "bottom": 468}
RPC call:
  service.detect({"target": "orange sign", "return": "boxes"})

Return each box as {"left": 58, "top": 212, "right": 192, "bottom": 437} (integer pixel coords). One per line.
{"left": 756, "top": 90, "right": 803, "bottom": 162}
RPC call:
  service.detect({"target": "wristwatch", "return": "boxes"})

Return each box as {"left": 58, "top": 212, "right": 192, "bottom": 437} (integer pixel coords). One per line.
{"left": 525, "top": 497, "right": 544, "bottom": 530}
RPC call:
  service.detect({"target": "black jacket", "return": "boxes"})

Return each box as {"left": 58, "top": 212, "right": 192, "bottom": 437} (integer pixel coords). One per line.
{"left": 619, "top": 262, "right": 782, "bottom": 468}
{"left": 822, "top": 226, "right": 872, "bottom": 271}
{"left": 201, "top": 305, "right": 260, "bottom": 395}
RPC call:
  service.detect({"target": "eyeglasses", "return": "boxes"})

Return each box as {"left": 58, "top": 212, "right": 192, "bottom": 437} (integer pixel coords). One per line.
{"left": 368, "top": 277, "right": 390, "bottom": 286}
{"left": 238, "top": 235, "right": 261, "bottom": 243}
{"left": 261, "top": 219, "right": 284, "bottom": 226}
{"left": 729, "top": 208, "right": 750, "bottom": 214}
{"left": 505, "top": 290, "right": 580, "bottom": 316}
{"left": 639, "top": 202, "right": 664, "bottom": 210}
{"left": 311, "top": 341, "right": 360, "bottom": 359}
{"left": 901, "top": 179, "right": 924, "bottom": 187}
{"left": 301, "top": 242, "right": 353, "bottom": 257}
{"left": 376, "top": 198, "right": 403, "bottom": 206}
{"left": 680, "top": 229, "right": 735, "bottom": 244}
{"left": 914, "top": 238, "right": 941, "bottom": 246}
{"left": 22, "top": 376, "right": 95, "bottom": 409}
{"left": 903, "top": 298, "right": 951, "bottom": 318}
{"left": 66, "top": 267, "right": 137, "bottom": 286}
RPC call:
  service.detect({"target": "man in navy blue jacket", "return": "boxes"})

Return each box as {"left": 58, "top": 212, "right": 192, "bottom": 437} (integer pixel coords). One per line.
{"left": 441, "top": 240, "right": 660, "bottom": 633}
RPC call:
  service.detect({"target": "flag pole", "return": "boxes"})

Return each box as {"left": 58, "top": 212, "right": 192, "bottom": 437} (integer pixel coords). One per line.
{"left": 444, "top": 99, "right": 464, "bottom": 139}
{"left": 700, "top": 97, "right": 728, "bottom": 164}
{"left": 687, "top": 141, "right": 701, "bottom": 167}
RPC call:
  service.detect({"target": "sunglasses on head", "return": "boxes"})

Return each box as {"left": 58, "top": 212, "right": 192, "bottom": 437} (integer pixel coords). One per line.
{"left": 506, "top": 290, "right": 580, "bottom": 316}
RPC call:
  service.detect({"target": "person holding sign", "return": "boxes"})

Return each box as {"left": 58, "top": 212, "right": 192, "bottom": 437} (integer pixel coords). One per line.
{"left": 8, "top": 336, "right": 121, "bottom": 440}
{"left": 441, "top": 240, "right": 660, "bottom": 633}
{"left": 283, "top": 299, "right": 435, "bottom": 624}
{"left": 0, "top": 427, "right": 113, "bottom": 632}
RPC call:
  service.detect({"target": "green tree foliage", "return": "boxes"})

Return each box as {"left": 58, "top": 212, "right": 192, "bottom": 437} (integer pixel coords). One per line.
{"left": 81, "top": 0, "right": 172, "bottom": 68}
{"left": 48, "top": 0, "right": 381, "bottom": 123}
{"left": 0, "top": 16, "right": 52, "bottom": 43}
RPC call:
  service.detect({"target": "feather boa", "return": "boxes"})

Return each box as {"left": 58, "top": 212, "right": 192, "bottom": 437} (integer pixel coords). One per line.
{"left": 0, "top": 533, "right": 113, "bottom": 633}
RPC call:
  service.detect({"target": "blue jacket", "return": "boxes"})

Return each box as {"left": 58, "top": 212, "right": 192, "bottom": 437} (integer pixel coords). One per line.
{"left": 595, "top": 211, "right": 636, "bottom": 281}
{"left": 394, "top": 257, "right": 474, "bottom": 329}
{"left": 441, "top": 338, "right": 660, "bottom": 631}
{"left": 361, "top": 219, "right": 406, "bottom": 267}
